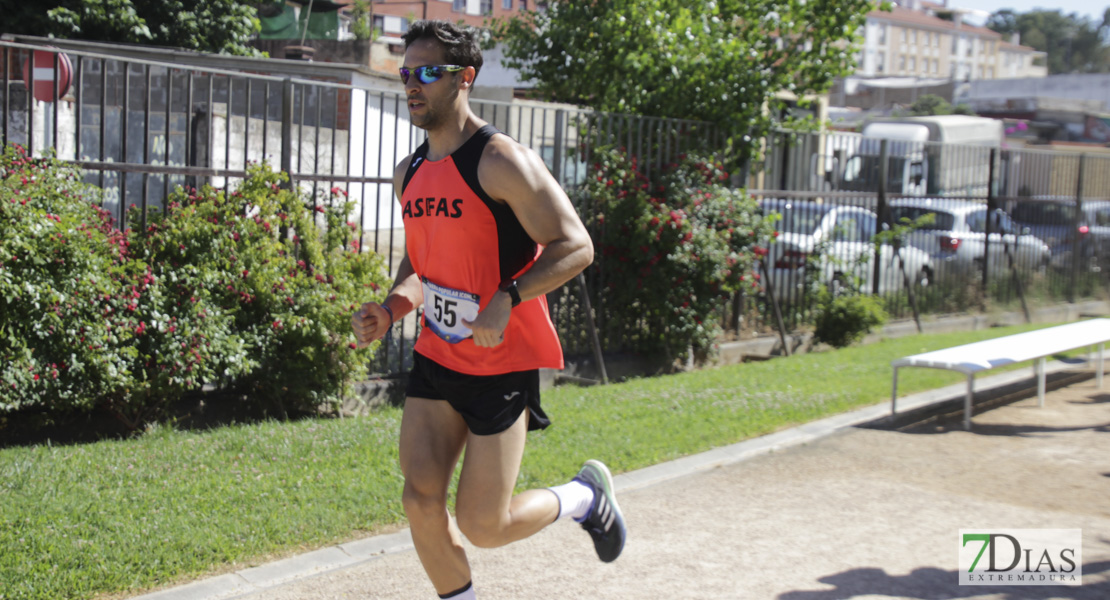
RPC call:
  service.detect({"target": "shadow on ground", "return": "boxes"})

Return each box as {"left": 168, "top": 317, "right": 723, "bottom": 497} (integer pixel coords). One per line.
{"left": 777, "top": 559, "right": 1110, "bottom": 600}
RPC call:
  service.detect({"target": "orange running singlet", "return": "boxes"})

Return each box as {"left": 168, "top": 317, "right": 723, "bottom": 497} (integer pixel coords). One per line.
{"left": 400, "top": 125, "right": 564, "bottom": 375}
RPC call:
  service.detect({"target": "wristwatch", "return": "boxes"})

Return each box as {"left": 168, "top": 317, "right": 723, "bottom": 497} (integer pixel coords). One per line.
{"left": 499, "top": 279, "right": 522, "bottom": 307}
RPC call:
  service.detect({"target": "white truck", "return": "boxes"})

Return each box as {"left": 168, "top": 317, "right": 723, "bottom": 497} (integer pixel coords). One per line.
{"left": 835, "top": 115, "right": 1005, "bottom": 197}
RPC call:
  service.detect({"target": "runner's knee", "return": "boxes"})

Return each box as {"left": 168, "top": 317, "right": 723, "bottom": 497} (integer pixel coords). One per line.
{"left": 401, "top": 479, "right": 448, "bottom": 522}
{"left": 454, "top": 505, "right": 507, "bottom": 549}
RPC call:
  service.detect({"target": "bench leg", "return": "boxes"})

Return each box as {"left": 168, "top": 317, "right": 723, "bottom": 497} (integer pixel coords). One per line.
{"left": 1037, "top": 357, "right": 1046, "bottom": 408}
{"left": 1099, "top": 343, "right": 1105, "bottom": 390}
{"left": 891, "top": 367, "right": 899, "bottom": 417}
{"left": 964, "top": 374, "right": 974, "bottom": 431}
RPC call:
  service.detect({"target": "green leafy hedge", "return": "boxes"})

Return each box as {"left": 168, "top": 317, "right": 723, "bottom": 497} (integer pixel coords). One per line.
{"left": 0, "top": 144, "right": 389, "bottom": 432}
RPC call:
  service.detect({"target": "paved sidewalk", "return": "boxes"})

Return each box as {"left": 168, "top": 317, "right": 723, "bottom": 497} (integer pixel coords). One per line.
{"left": 135, "top": 362, "right": 1110, "bottom": 600}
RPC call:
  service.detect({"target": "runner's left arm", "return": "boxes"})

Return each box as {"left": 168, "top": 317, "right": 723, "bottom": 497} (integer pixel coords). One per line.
{"left": 463, "top": 136, "right": 594, "bottom": 347}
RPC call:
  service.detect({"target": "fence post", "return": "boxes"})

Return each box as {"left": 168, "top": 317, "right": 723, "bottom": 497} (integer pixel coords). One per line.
{"left": 1070, "top": 154, "right": 1086, "bottom": 303}
{"left": 873, "top": 139, "right": 888, "bottom": 295}
{"left": 281, "top": 78, "right": 294, "bottom": 190}
{"left": 553, "top": 109, "right": 566, "bottom": 186}
{"left": 982, "top": 147, "right": 997, "bottom": 292}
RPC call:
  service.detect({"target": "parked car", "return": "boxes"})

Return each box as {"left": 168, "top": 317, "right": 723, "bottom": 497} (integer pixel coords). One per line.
{"left": 1008, "top": 198, "right": 1110, "bottom": 273}
{"left": 888, "top": 198, "right": 1051, "bottom": 280}
{"left": 760, "top": 199, "right": 934, "bottom": 301}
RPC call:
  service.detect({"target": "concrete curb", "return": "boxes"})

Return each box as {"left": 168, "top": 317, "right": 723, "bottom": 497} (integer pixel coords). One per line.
{"left": 130, "top": 359, "right": 1096, "bottom": 600}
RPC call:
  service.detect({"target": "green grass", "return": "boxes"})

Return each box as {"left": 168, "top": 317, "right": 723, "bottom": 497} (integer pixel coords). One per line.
{"left": 0, "top": 322, "right": 1089, "bottom": 600}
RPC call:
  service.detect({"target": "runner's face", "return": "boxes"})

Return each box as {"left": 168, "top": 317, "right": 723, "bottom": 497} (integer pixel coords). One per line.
{"left": 403, "top": 39, "right": 464, "bottom": 131}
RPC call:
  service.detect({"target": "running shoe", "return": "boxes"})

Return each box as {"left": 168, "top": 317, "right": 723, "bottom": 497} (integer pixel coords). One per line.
{"left": 573, "top": 459, "right": 627, "bottom": 563}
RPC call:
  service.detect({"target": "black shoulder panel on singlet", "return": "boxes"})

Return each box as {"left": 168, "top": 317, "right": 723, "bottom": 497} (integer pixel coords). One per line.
{"left": 400, "top": 140, "right": 430, "bottom": 196}
{"left": 452, "top": 125, "right": 538, "bottom": 283}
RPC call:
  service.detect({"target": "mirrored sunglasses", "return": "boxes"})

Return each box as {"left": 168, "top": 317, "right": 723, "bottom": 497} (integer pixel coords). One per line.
{"left": 399, "top": 64, "right": 465, "bottom": 85}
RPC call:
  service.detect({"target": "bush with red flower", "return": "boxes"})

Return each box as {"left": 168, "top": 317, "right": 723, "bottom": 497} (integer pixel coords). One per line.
{"left": 580, "top": 148, "right": 775, "bottom": 362}
{"left": 0, "top": 144, "right": 389, "bottom": 432}
{"left": 0, "top": 145, "right": 128, "bottom": 422}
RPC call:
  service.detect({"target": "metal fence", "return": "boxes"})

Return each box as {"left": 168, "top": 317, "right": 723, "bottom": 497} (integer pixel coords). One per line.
{"left": 752, "top": 127, "right": 1110, "bottom": 332}
{"left": 2, "top": 41, "right": 730, "bottom": 376}
{"left": 7, "top": 40, "right": 1109, "bottom": 377}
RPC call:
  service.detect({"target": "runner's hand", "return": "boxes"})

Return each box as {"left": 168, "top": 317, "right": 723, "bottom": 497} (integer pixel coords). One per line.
{"left": 464, "top": 291, "right": 512, "bottom": 348}
{"left": 352, "top": 302, "right": 392, "bottom": 348}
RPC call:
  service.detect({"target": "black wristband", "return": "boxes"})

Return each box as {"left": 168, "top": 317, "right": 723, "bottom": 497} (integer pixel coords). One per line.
{"left": 499, "top": 279, "right": 522, "bottom": 307}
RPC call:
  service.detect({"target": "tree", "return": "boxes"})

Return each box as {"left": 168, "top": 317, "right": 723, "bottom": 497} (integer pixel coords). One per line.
{"left": 489, "top": 0, "right": 874, "bottom": 163}
{"left": 348, "top": 0, "right": 377, "bottom": 42}
{"left": 0, "top": 0, "right": 264, "bottom": 57}
{"left": 986, "top": 8, "right": 1109, "bottom": 74}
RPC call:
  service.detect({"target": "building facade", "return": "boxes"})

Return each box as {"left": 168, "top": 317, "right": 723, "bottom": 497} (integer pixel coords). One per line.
{"left": 857, "top": 2, "right": 1046, "bottom": 81}
{"left": 259, "top": 1, "right": 538, "bottom": 82}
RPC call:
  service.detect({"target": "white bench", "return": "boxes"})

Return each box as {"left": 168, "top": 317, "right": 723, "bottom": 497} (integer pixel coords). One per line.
{"left": 891, "top": 319, "right": 1110, "bottom": 429}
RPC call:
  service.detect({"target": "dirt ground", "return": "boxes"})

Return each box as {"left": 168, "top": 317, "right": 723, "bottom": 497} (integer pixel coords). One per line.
{"left": 207, "top": 376, "right": 1110, "bottom": 600}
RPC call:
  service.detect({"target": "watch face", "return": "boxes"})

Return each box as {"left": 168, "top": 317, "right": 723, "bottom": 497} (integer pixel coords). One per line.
{"left": 501, "top": 280, "right": 521, "bottom": 306}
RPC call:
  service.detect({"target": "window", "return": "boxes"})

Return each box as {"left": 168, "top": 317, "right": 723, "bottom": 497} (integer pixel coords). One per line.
{"left": 480, "top": 0, "right": 492, "bottom": 14}
{"left": 833, "top": 212, "right": 878, "bottom": 243}
{"left": 503, "top": 0, "right": 511, "bottom": 7}
{"left": 453, "top": 0, "right": 464, "bottom": 10}
{"left": 1012, "top": 202, "right": 1076, "bottom": 226}
{"left": 763, "top": 203, "right": 827, "bottom": 236}
{"left": 899, "top": 55, "right": 906, "bottom": 71}
{"left": 969, "top": 210, "right": 1018, "bottom": 235}
{"left": 951, "top": 35, "right": 958, "bottom": 54}
{"left": 877, "top": 53, "right": 885, "bottom": 73}
{"left": 878, "top": 24, "right": 886, "bottom": 45}
{"left": 909, "top": 56, "right": 916, "bottom": 72}
{"left": 911, "top": 30, "right": 917, "bottom": 45}
{"left": 889, "top": 207, "right": 955, "bottom": 231}
{"left": 374, "top": 15, "right": 408, "bottom": 35}
{"left": 900, "top": 29, "right": 907, "bottom": 44}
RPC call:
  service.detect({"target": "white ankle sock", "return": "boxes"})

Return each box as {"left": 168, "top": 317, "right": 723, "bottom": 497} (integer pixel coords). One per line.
{"left": 548, "top": 480, "right": 595, "bottom": 522}
{"left": 439, "top": 581, "right": 475, "bottom": 599}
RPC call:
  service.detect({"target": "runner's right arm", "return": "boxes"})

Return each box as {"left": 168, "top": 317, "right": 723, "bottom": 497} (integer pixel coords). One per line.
{"left": 351, "top": 156, "right": 424, "bottom": 348}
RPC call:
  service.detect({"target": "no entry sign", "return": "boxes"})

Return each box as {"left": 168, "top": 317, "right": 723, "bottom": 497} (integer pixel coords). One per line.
{"left": 22, "top": 49, "right": 73, "bottom": 103}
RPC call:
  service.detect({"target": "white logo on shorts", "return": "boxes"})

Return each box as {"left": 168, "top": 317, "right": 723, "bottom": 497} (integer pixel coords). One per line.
{"left": 503, "top": 391, "right": 521, "bottom": 402}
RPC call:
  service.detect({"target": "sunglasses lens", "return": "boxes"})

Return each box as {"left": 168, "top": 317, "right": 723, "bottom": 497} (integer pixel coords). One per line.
{"left": 400, "top": 65, "right": 461, "bottom": 85}
{"left": 417, "top": 66, "right": 443, "bottom": 84}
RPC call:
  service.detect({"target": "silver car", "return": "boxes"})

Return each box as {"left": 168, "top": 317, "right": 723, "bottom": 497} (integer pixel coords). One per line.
{"left": 762, "top": 199, "right": 934, "bottom": 301}
{"left": 888, "top": 198, "right": 1050, "bottom": 280}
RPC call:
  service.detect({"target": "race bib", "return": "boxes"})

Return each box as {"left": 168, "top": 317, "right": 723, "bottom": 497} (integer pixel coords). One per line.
{"left": 421, "top": 277, "right": 481, "bottom": 344}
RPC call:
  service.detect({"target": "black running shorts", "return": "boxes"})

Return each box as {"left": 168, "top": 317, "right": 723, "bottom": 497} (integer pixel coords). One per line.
{"left": 405, "top": 351, "right": 551, "bottom": 436}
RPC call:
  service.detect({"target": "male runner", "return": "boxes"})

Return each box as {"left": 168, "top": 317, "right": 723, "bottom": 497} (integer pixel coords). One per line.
{"left": 351, "top": 20, "right": 626, "bottom": 600}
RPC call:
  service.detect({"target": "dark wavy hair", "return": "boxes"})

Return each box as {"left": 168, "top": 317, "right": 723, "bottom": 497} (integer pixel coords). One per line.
{"left": 402, "top": 20, "right": 483, "bottom": 78}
